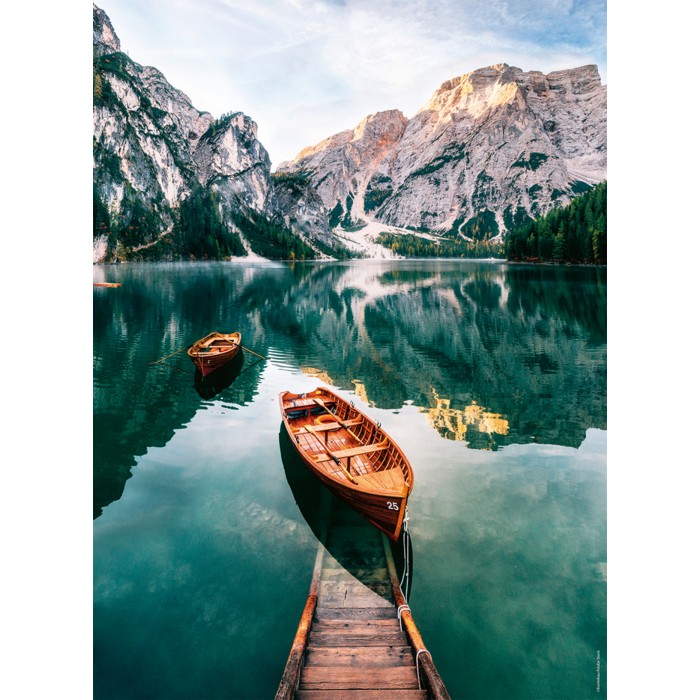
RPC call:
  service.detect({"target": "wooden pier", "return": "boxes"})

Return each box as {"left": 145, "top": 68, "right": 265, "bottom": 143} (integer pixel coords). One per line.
{"left": 276, "top": 506, "right": 450, "bottom": 699}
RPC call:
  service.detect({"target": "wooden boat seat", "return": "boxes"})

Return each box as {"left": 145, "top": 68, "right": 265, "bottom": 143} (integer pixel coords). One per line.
{"left": 285, "top": 396, "right": 323, "bottom": 410}
{"left": 339, "top": 418, "right": 362, "bottom": 427}
{"left": 329, "top": 442, "right": 389, "bottom": 460}
{"left": 301, "top": 422, "right": 341, "bottom": 433}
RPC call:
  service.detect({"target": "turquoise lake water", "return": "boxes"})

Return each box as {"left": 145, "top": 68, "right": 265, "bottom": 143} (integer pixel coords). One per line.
{"left": 93, "top": 259, "right": 606, "bottom": 699}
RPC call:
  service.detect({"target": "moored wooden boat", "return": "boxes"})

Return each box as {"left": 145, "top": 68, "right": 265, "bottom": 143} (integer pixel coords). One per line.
{"left": 279, "top": 386, "right": 414, "bottom": 541}
{"left": 186, "top": 331, "right": 241, "bottom": 377}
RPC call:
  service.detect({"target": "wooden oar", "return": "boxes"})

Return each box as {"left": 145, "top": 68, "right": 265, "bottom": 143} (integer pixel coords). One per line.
{"left": 150, "top": 341, "right": 264, "bottom": 366}
{"left": 149, "top": 346, "right": 189, "bottom": 365}
{"left": 241, "top": 345, "right": 267, "bottom": 360}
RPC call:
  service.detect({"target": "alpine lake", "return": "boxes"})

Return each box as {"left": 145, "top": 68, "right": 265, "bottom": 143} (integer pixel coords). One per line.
{"left": 93, "top": 259, "right": 606, "bottom": 700}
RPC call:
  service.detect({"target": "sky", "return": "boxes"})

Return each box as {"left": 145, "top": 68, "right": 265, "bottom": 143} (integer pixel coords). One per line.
{"left": 96, "top": 0, "right": 607, "bottom": 168}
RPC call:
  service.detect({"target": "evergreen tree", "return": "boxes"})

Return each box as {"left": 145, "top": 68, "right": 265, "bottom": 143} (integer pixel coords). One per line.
{"left": 553, "top": 231, "right": 566, "bottom": 260}
{"left": 505, "top": 181, "right": 606, "bottom": 264}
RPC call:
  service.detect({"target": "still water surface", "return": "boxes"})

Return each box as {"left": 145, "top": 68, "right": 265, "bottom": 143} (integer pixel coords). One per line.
{"left": 93, "top": 260, "right": 606, "bottom": 699}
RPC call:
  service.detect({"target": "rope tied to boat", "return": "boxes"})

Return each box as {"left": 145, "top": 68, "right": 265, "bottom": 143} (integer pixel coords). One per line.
{"left": 397, "top": 604, "right": 410, "bottom": 631}
{"left": 415, "top": 648, "right": 431, "bottom": 689}
{"left": 400, "top": 513, "right": 411, "bottom": 601}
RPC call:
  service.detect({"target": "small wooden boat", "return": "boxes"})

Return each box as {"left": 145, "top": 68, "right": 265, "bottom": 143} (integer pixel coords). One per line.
{"left": 187, "top": 331, "right": 242, "bottom": 377}
{"left": 93, "top": 282, "right": 122, "bottom": 288}
{"left": 279, "top": 387, "right": 414, "bottom": 541}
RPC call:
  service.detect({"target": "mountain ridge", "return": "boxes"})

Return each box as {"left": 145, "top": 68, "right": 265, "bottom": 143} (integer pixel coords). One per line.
{"left": 93, "top": 4, "right": 606, "bottom": 262}
{"left": 280, "top": 63, "right": 606, "bottom": 244}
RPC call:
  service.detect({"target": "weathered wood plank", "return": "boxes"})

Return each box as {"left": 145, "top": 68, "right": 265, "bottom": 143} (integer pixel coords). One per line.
{"left": 320, "top": 594, "right": 394, "bottom": 609}
{"left": 314, "top": 607, "right": 397, "bottom": 620}
{"left": 299, "top": 666, "right": 419, "bottom": 690}
{"left": 308, "top": 632, "right": 410, "bottom": 647}
{"left": 319, "top": 581, "right": 392, "bottom": 599}
{"left": 305, "top": 646, "right": 414, "bottom": 667}
{"left": 297, "top": 691, "right": 428, "bottom": 700}
{"left": 296, "top": 689, "right": 428, "bottom": 700}
{"left": 321, "top": 567, "right": 391, "bottom": 592}
{"left": 321, "top": 589, "right": 392, "bottom": 602}
{"left": 309, "top": 623, "right": 403, "bottom": 637}
{"left": 321, "top": 568, "right": 389, "bottom": 582}
{"left": 313, "top": 619, "right": 399, "bottom": 630}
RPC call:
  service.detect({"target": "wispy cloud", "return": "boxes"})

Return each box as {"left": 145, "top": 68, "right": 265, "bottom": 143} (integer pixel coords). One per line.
{"left": 98, "top": 0, "right": 606, "bottom": 166}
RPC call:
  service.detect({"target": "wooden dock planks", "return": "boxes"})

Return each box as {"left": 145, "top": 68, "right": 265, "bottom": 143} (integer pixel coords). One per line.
{"left": 298, "top": 527, "right": 425, "bottom": 697}
{"left": 277, "top": 514, "right": 448, "bottom": 700}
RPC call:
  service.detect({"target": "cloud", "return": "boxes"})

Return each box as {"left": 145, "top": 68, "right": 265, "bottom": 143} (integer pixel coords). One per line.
{"left": 98, "top": 0, "right": 606, "bottom": 166}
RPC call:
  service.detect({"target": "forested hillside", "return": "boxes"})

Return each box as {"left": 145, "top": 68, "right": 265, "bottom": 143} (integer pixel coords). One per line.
{"left": 505, "top": 182, "right": 606, "bottom": 264}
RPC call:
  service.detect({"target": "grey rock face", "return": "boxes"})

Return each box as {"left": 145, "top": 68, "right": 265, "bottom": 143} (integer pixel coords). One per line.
{"left": 269, "top": 173, "right": 334, "bottom": 249}
{"left": 93, "top": 3, "right": 120, "bottom": 57}
{"left": 278, "top": 110, "right": 408, "bottom": 228}
{"left": 93, "top": 4, "right": 349, "bottom": 262}
{"left": 281, "top": 64, "right": 607, "bottom": 239}
{"left": 93, "top": 5, "right": 279, "bottom": 261}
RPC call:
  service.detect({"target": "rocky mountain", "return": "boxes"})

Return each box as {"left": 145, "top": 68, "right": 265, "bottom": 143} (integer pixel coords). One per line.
{"left": 92, "top": 4, "right": 337, "bottom": 263}
{"left": 93, "top": 3, "right": 606, "bottom": 261}
{"left": 279, "top": 63, "right": 607, "bottom": 242}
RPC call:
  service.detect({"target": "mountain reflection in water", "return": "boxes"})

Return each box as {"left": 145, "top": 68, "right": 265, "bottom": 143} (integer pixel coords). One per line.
{"left": 94, "top": 260, "right": 605, "bottom": 516}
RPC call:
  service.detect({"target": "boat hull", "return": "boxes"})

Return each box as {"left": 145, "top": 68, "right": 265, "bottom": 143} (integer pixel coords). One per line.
{"left": 279, "top": 387, "right": 414, "bottom": 541}
{"left": 306, "top": 462, "right": 408, "bottom": 541}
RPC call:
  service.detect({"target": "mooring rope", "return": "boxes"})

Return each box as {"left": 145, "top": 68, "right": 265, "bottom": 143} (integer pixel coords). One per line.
{"left": 396, "top": 604, "right": 410, "bottom": 632}
{"left": 415, "top": 648, "right": 431, "bottom": 689}
{"left": 399, "top": 513, "right": 411, "bottom": 601}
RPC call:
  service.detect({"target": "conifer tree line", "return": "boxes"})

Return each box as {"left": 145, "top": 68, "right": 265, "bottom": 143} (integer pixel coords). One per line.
{"left": 208, "top": 111, "right": 238, "bottom": 136}
{"left": 376, "top": 231, "right": 503, "bottom": 258}
{"left": 505, "top": 181, "right": 606, "bottom": 264}
{"left": 231, "top": 209, "right": 317, "bottom": 260}
{"left": 172, "top": 184, "right": 245, "bottom": 259}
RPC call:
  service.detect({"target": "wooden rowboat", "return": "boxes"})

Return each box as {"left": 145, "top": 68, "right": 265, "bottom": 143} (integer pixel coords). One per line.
{"left": 186, "top": 331, "right": 241, "bottom": 377}
{"left": 279, "top": 387, "right": 414, "bottom": 541}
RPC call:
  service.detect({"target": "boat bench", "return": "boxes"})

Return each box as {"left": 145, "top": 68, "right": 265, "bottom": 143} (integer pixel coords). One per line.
{"left": 296, "top": 423, "right": 340, "bottom": 443}
{"left": 315, "top": 442, "right": 389, "bottom": 462}
{"left": 295, "top": 418, "right": 361, "bottom": 435}
{"left": 339, "top": 418, "right": 362, "bottom": 427}
{"left": 299, "top": 423, "right": 341, "bottom": 433}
